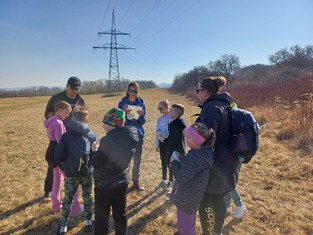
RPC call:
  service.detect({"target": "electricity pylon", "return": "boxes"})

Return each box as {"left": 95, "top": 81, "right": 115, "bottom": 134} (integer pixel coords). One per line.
{"left": 93, "top": 10, "right": 134, "bottom": 82}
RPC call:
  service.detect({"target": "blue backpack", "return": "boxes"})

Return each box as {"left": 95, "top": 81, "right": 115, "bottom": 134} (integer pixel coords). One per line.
{"left": 211, "top": 99, "right": 260, "bottom": 163}
{"left": 225, "top": 102, "right": 260, "bottom": 163}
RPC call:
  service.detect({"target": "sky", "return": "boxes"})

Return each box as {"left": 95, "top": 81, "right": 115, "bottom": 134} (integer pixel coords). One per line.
{"left": 0, "top": 0, "right": 312, "bottom": 89}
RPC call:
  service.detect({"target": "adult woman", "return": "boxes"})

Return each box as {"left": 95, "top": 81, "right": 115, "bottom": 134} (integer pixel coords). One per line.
{"left": 196, "top": 76, "right": 238, "bottom": 235}
{"left": 118, "top": 82, "right": 146, "bottom": 191}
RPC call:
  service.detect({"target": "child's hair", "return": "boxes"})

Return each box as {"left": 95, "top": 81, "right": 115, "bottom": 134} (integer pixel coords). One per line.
{"left": 158, "top": 99, "right": 170, "bottom": 109}
{"left": 189, "top": 123, "right": 216, "bottom": 148}
{"left": 72, "top": 105, "right": 89, "bottom": 122}
{"left": 54, "top": 101, "right": 71, "bottom": 113}
{"left": 126, "top": 82, "right": 139, "bottom": 97}
{"left": 171, "top": 103, "right": 184, "bottom": 117}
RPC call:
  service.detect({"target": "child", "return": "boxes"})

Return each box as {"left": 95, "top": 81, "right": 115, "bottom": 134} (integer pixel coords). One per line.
{"left": 155, "top": 99, "right": 171, "bottom": 188}
{"left": 54, "top": 106, "right": 97, "bottom": 234}
{"left": 170, "top": 123, "right": 215, "bottom": 235}
{"left": 224, "top": 156, "right": 247, "bottom": 219}
{"left": 159, "top": 103, "right": 186, "bottom": 192}
{"left": 43, "top": 101, "right": 81, "bottom": 215}
{"left": 90, "top": 108, "right": 139, "bottom": 235}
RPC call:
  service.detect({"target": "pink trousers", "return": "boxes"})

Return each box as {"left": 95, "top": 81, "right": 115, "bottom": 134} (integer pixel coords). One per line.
{"left": 52, "top": 166, "right": 82, "bottom": 216}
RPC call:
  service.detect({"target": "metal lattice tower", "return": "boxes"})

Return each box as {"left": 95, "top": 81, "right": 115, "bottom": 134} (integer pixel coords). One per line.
{"left": 93, "top": 10, "right": 134, "bottom": 81}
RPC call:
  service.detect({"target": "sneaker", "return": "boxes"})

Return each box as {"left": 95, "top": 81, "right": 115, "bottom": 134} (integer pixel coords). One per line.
{"left": 167, "top": 181, "right": 173, "bottom": 194}
{"left": 42, "top": 192, "right": 52, "bottom": 203}
{"left": 133, "top": 181, "right": 144, "bottom": 191}
{"left": 233, "top": 205, "right": 247, "bottom": 219}
{"left": 57, "top": 225, "right": 67, "bottom": 235}
{"left": 85, "top": 220, "right": 93, "bottom": 232}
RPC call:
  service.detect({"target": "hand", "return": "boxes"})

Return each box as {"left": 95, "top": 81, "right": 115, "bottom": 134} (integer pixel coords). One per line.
{"left": 156, "top": 147, "right": 160, "bottom": 152}
{"left": 159, "top": 136, "right": 165, "bottom": 143}
{"left": 137, "top": 109, "right": 144, "bottom": 116}
{"left": 170, "top": 151, "right": 180, "bottom": 162}
{"left": 92, "top": 141, "right": 99, "bottom": 152}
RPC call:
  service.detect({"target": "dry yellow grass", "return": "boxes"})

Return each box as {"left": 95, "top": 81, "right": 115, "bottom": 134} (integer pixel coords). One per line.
{"left": 0, "top": 88, "right": 312, "bottom": 235}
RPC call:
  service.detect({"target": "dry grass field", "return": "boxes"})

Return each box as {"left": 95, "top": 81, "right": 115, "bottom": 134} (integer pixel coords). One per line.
{"left": 0, "top": 88, "right": 312, "bottom": 235}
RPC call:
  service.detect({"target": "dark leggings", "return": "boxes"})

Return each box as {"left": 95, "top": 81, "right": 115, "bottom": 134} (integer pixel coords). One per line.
{"left": 159, "top": 142, "right": 172, "bottom": 182}
{"left": 198, "top": 194, "right": 226, "bottom": 235}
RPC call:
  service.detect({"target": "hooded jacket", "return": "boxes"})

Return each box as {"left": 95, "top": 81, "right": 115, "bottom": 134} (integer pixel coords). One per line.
{"left": 118, "top": 96, "right": 146, "bottom": 141}
{"left": 91, "top": 126, "right": 139, "bottom": 190}
{"left": 54, "top": 120, "right": 96, "bottom": 177}
{"left": 163, "top": 118, "right": 186, "bottom": 156}
{"left": 44, "top": 115, "right": 66, "bottom": 143}
{"left": 196, "top": 92, "right": 238, "bottom": 195}
{"left": 170, "top": 147, "right": 213, "bottom": 214}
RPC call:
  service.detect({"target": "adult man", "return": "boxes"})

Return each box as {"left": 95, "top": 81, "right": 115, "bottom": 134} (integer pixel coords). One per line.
{"left": 43, "top": 76, "right": 85, "bottom": 201}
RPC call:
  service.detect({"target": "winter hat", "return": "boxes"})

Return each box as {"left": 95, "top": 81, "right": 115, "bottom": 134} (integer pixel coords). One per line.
{"left": 186, "top": 125, "right": 206, "bottom": 145}
{"left": 102, "top": 108, "right": 125, "bottom": 127}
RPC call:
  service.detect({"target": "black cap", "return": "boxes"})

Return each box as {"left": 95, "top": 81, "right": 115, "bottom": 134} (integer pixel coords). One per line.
{"left": 67, "top": 76, "right": 81, "bottom": 89}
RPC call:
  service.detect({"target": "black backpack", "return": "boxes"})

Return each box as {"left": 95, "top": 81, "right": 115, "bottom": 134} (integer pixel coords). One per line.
{"left": 214, "top": 100, "right": 260, "bottom": 163}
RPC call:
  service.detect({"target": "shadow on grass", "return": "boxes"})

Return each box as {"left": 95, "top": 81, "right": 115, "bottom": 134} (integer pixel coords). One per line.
{"left": 222, "top": 217, "right": 242, "bottom": 235}
{"left": 125, "top": 187, "right": 173, "bottom": 234}
{"left": 0, "top": 197, "right": 42, "bottom": 220}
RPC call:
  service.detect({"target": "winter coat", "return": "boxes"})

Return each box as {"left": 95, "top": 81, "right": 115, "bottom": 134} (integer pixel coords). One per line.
{"left": 163, "top": 118, "right": 186, "bottom": 156}
{"left": 44, "top": 115, "right": 66, "bottom": 168}
{"left": 196, "top": 92, "right": 238, "bottom": 195}
{"left": 155, "top": 114, "right": 170, "bottom": 148}
{"left": 91, "top": 126, "right": 139, "bottom": 190}
{"left": 118, "top": 96, "right": 146, "bottom": 141}
{"left": 170, "top": 147, "right": 213, "bottom": 214}
{"left": 54, "top": 120, "right": 95, "bottom": 178}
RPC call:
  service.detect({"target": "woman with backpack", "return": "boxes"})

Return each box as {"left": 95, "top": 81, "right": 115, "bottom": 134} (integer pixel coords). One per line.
{"left": 195, "top": 76, "right": 238, "bottom": 235}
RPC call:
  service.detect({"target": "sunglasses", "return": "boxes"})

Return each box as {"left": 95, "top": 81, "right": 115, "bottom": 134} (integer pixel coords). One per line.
{"left": 128, "top": 89, "right": 138, "bottom": 94}
{"left": 196, "top": 89, "right": 205, "bottom": 94}
{"left": 157, "top": 107, "right": 163, "bottom": 111}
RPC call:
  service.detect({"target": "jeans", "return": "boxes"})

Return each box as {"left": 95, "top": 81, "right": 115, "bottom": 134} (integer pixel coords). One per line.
{"left": 132, "top": 140, "right": 143, "bottom": 181}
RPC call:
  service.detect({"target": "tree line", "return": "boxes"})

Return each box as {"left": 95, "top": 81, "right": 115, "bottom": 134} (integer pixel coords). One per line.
{"left": 170, "top": 44, "right": 313, "bottom": 93}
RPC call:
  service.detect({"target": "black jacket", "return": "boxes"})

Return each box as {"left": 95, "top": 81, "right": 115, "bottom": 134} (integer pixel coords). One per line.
{"left": 196, "top": 92, "right": 238, "bottom": 195}
{"left": 91, "top": 126, "right": 139, "bottom": 190}
{"left": 163, "top": 118, "right": 186, "bottom": 156}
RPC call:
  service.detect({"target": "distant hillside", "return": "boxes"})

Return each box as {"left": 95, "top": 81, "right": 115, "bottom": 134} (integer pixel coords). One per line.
{"left": 157, "top": 82, "right": 172, "bottom": 88}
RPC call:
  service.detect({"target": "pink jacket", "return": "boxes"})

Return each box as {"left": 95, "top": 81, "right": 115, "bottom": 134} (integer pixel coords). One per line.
{"left": 44, "top": 115, "right": 66, "bottom": 143}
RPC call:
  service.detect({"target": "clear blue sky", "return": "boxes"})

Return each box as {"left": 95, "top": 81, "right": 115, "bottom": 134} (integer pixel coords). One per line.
{"left": 1, "top": 0, "right": 312, "bottom": 89}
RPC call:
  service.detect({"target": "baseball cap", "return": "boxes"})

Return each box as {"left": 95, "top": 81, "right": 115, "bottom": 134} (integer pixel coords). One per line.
{"left": 67, "top": 76, "right": 81, "bottom": 90}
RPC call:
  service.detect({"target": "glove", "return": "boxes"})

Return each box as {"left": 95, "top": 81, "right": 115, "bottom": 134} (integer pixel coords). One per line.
{"left": 170, "top": 151, "right": 180, "bottom": 163}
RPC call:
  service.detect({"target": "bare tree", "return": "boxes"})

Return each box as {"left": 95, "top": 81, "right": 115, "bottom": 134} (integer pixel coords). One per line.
{"left": 208, "top": 54, "right": 241, "bottom": 80}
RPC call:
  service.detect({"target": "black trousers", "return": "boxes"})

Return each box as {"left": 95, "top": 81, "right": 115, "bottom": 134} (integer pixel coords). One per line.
{"left": 94, "top": 184, "right": 128, "bottom": 235}
{"left": 159, "top": 142, "right": 172, "bottom": 182}
{"left": 44, "top": 141, "right": 58, "bottom": 194}
{"left": 198, "top": 194, "right": 226, "bottom": 235}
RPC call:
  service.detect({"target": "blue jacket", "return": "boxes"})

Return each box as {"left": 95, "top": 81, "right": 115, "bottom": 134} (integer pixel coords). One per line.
{"left": 118, "top": 96, "right": 146, "bottom": 141}
{"left": 170, "top": 147, "right": 213, "bottom": 214}
{"left": 196, "top": 92, "right": 238, "bottom": 195}
{"left": 54, "top": 120, "right": 97, "bottom": 177}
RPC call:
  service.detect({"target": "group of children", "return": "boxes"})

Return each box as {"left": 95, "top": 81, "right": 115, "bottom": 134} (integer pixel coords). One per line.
{"left": 155, "top": 99, "right": 246, "bottom": 234}
{"left": 43, "top": 97, "right": 245, "bottom": 235}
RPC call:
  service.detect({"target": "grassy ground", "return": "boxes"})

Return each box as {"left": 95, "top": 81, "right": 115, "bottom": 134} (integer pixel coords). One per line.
{"left": 0, "top": 88, "right": 312, "bottom": 235}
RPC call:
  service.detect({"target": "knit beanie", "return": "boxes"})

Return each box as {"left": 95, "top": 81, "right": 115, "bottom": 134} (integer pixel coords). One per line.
{"left": 102, "top": 108, "right": 125, "bottom": 127}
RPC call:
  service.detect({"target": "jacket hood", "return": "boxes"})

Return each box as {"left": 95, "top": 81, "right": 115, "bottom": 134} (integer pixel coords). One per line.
{"left": 107, "top": 126, "right": 139, "bottom": 148}
{"left": 66, "top": 119, "right": 97, "bottom": 142}
{"left": 120, "top": 96, "right": 144, "bottom": 105}
{"left": 200, "top": 92, "right": 232, "bottom": 108}
{"left": 44, "top": 115, "right": 60, "bottom": 128}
